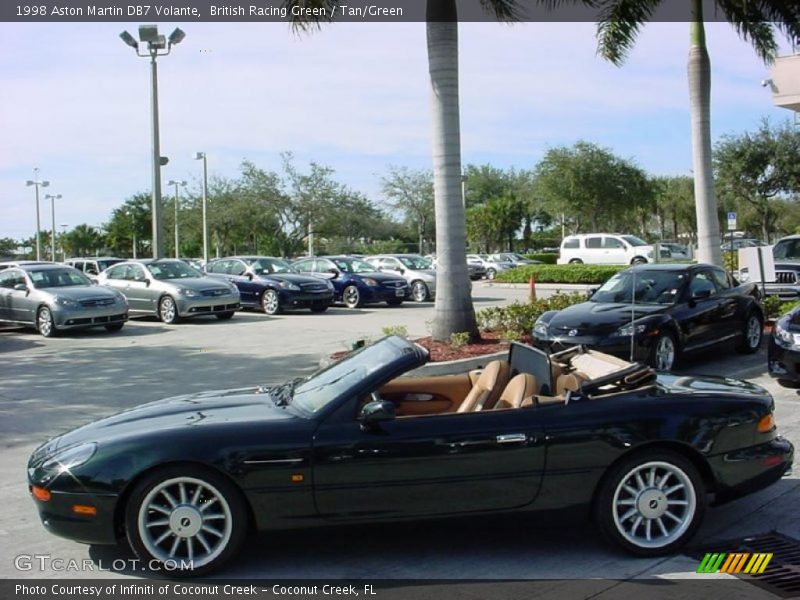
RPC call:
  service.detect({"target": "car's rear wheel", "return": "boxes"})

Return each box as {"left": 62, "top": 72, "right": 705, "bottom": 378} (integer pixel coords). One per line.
{"left": 594, "top": 450, "right": 705, "bottom": 557}
{"left": 215, "top": 311, "right": 235, "bottom": 320}
{"left": 736, "top": 312, "right": 762, "bottom": 354}
{"left": 37, "top": 307, "right": 57, "bottom": 338}
{"left": 261, "top": 289, "right": 282, "bottom": 315}
{"left": 158, "top": 296, "right": 180, "bottom": 324}
{"left": 486, "top": 268, "right": 497, "bottom": 280}
{"left": 569, "top": 259, "right": 583, "bottom": 265}
{"left": 649, "top": 331, "right": 678, "bottom": 371}
{"left": 105, "top": 322, "right": 124, "bottom": 332}
{"left": 411, "top": 280, "right": 430, "bottom": 302}
{"left": 125, "top": 465, "right": 247, "bottom": 577}
{"left": 631, "top": 256, "right": 648, "bottom": 265}
{"left": 343, "top": 285, "right": 362, "bottom": 309}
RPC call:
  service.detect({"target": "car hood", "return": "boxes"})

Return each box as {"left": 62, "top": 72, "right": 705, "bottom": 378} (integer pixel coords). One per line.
{"left": 38, "top": 285, "right": 119, "bottom": 300}
{"left": 259, "top": 272, "right": 327, "bottom": 286}
{"left": 546, "top": 301, "right": 668, "bottom": 337}
{"left": 351, "top": 271, "right": 405, "bottom": 283}
{"left": 408, "top": 269, "right": 436, "bottom": 280}
{"left": 657, "top": 373, "right": 771, "bottom": 399}
{"left": 157, "top": 277, "right": 232, "bottom": 291}
{"left": 32, "top": 387, "right": 294, "bottom": 459}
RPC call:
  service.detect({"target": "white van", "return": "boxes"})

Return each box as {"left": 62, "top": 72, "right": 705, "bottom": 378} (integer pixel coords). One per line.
{"left": 557, "top": 234, "right": 654, "bottom": 265}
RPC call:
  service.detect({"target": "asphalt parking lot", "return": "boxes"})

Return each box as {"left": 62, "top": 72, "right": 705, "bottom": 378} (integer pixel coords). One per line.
{"left": 1, "top": 282, "right": 799, "bottom": 587}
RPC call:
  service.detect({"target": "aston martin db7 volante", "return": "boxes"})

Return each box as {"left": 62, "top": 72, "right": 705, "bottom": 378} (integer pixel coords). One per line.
{"left": 28, "top": 337, "right": 792, "bottom": 576}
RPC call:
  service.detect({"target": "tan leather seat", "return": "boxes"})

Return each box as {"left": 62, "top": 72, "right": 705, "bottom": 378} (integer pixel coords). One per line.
{"left": 494, "top": 373, "right": 538, "bottom": 410}
{"left": 556, "top": 371, "right": 588, "bottom": 396}
{"left": 457, "top": 360, "right": 508, "bottom": 412}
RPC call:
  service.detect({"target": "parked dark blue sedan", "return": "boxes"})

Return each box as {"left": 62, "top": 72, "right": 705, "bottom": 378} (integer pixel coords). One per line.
{"left": 292, "top": 256, "right": 409, "bottom": 308}
{"left": 205, "top": 256, "right": 334, "bottom": 315}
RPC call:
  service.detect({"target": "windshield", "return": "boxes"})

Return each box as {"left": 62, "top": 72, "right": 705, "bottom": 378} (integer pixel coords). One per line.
{"left": 774, "top": 239, "right": 800, "bottom": 260}
{"left": 147, "top": 261, "right": 203, "bottom": 280}
{"left": 621, "top": 235, "right": 649, "bottom": 248}
{"left": 29, "top": 268, "right": 92, "bottom": 288}
{"left": 398, "top": 256, "right": 432, "bottom": 269}
{"left": 251, "top": 258, "right": 297, "bottom": 275}
{"left": 591, "top": 270, "right": 686, "bottom": 305}
{"left": 292, "top": 338, "right": 410, "bottom": 414}
{"left": 333, "top": 258, "right": 375, "bottom": 273}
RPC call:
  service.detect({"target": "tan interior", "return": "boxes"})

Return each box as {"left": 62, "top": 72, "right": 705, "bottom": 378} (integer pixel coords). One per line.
{"left": 379, "top": 373, "right": 472, "bottom": 416}
{"left": 493, "top": 373, "right": 537, "bottom": 410}
{"left": 457, "top": 360, "right": 510, "bottom": 413}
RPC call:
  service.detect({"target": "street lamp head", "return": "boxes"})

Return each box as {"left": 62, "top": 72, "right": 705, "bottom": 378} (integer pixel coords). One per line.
{"left": 42, "top": 181, "right": 50, "bottom": 188}
{"left": 26, "top": 180, "right": 34, "bottom": 187}
{"left": 194, "top": 152, "right": 205, "bottom": 160}
{"left": 138, "top": 24, "right": 160, "bottom": 44}
{"left": 168, "top": 28, "right": 186, "bottom": 46}
{"left": 119, "top": 30, "right": 138, "bottom": 49}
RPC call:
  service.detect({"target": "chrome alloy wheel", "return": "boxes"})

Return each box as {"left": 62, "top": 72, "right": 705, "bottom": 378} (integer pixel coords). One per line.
{"left": 262, "top": 289, "right": 280, "bottom": 315}
{"left": 746, "top": 315, "right": 762, "bottom": 349}
{"left": 343, "top": 285, "right": 361, "bottom": 308}
{"left": 654, "top": 335, "right": 675, "bottom": 371}
{"left": 612, "top": 461, "right": 696, "bottom": 549}
{"left": 412, "top": 281, "right": 429, "bottom": 302}
{"left": 137, "top": 476, "right": 233, "bottom": 568}
{"left": 159, "top": 296, "right": 177, "bottom": 324}
{"left": 38, "top": 307, "right": 55, "bottom": 337}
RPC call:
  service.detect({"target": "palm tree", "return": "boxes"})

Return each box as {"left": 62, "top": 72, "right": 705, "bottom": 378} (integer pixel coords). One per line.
{"left": 595, "top": 1, "right": 800, "bottom": 266}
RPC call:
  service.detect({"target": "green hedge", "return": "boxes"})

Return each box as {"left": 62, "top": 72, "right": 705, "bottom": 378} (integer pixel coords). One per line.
{"left": 495, "top": 264, "right": 624, "bottom": 284}
{"left": 476, "top": 292, "right": 587, "bottom": 336}
{"left": 524, "top": 253, "right": 559, "bottom": 264}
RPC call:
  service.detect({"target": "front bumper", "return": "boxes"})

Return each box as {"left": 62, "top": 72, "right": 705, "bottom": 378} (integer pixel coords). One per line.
{"left": 281, "top": 290, "right": 334, "bottom": 308}
{"left": 176, "top": 295, "right": 240, "bottom": 317}
{"left": 28, "top": 486, "right": 119, "bottom": 545}
{"left": 52, "top": 304, "right": 128, "bottom": 330}
{"left": 362, "top": 285, "right": 409, "bottom": 303}
{"left": 768, "top": 335, "right": 800, "bottom": 387}
{"left": 709, "top": 437, "right": 794, "bottom": 505}
{"left": 532, "top": 333, "right": 655, "bottom": 364}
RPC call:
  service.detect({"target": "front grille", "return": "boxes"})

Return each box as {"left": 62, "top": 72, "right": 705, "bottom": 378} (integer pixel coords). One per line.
{"left": 383, "top": 280, "right": 407, "bottom": 289}
{"left": 776, "top": 271, "right": 798, "bottom": 285}
{"left": 79, "top": 297, "right": 115, "bottom": 307}
{"left": 201, "top": 288, "right": 229, "bottom": 297}
{"left": 300, "top": 283, "right": 328, "bottom": 292}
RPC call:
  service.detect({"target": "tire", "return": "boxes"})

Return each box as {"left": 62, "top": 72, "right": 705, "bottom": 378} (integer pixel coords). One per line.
{"left": 125, "top": 465, "right": 247, "bottom": 577}
{"left": 215, "top": 311, "right": 235, "bottom": 320}
{"left": 736, "top": 311, "right": 762, "bottom": 354}
{"left": 37, "top": 307, "right": 57, "bottom": 338}
{"left": 309, "top": 303, "right": 329, "bottom": 313}
{"left": 261, "top": 289, "right": 282, "bottom": 315}
{"left": 569, "top": 259, "right": 583, "bottom": 265}
{"left": 631, "top": 257, "right": 648, "bottom": 266}
{"left": 343, "top": 285, "right": 362, "bottom": 309}
{"left": 648, "top": 331, "right": 678, "bottom": 371}
{"left": 386, "top": 298, "right": 403, "bottom": 306}
{"left": 411, "top": 280, "right": 430, "bottom": 302}
{"left": 593, "top": 450, "right": 705, "bottom": 557}
{"left": 158, "top": 296, "right": 180, "bottom": 324}
{"left": 105, "top": 322, "right": 124, "bottom": 332}
{"left": 486, "top": 269, "right": 497, "bottom": 280}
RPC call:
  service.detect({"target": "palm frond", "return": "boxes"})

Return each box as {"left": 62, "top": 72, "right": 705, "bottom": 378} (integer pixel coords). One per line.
{"left": 594, "top": 0, "right": 661, "bottom": 66}
{"left": 282, "top": 0, "right": 338, "bottom": 33}
{"left": 479, "top": 0, "right": 523, "bottom": 22}
{"left": 714, "top": 0, "right": 788, "bottom": 63}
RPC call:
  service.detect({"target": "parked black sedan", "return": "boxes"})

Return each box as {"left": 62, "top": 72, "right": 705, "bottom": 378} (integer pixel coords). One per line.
{"left": 533, "top": 264, "right": 764, "bottom": 370}
{"left": 28, "top": 337, "right": 791, "bottom": 576}
{"left": 205, "top": 256, "right": 334, "bottom": 315}
{"left": 768, "top": 303, "right": 800, "bottom": 388}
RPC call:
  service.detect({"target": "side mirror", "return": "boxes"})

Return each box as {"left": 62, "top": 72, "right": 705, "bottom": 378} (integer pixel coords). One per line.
{"left": 144, "top": 278, "right": 151, "bottom": 287}
{"left": 397, "top": 268, "right": 405, "bottom": 275}
{"left": 246, "top": 272, "right": 254, "bottom": 281}
{"left": 587, "top": 287, "right": 598, "bottom": 298}
{"left": 691, "top": 288, "right": 712, "bottom": 300}
{"left": 360, "top": 399, "right": 395, "bottom": 428}
{"left": 13, "top": 283, "right": 27, "bottom": 292}
{"left": 328, "top": 268, "right": 340, "bottom": 278}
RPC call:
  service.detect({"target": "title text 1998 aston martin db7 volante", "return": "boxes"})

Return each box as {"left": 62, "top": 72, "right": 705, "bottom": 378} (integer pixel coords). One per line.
{"left": 28, "top": 337, "right": 792, "bottom": 576}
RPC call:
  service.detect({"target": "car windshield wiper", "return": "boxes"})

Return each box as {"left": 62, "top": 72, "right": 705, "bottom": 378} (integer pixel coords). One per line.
{"left": 266, "top": 377, "right": 305, "bottom": 407}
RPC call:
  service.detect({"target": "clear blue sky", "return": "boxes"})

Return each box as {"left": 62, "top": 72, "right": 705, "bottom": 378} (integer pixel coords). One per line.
{"left": 0, "top": 21, "right": 795, "bottom": 239}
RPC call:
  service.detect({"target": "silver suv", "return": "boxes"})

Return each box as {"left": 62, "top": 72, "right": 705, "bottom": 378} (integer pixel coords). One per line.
{"left": 365, "top": 254, "right": 437, "bottom": 302}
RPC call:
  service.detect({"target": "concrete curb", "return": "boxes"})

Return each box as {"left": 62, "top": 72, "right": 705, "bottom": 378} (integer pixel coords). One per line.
{"left": 479, "top": 282, "right": 593, "bottom": 292}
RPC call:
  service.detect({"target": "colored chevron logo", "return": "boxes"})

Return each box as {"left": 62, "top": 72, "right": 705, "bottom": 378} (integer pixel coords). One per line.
{"left": 696, "top": 552, "right": 773, "bottom": 574}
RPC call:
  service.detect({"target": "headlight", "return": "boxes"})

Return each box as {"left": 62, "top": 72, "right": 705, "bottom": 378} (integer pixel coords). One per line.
{"left": 53, "top": 296, "right": 79, "bottom": 307}
{"left": 774, "top": 321, "right": 800, "bottom": 349}
{"left": 41, "top": 442, "right": 96, "bottom": 473}
{"left": 362, "top": 278, "right": 379, "bottom": 287}
{"left": 177, "top": 287, "right": 200, "bottom": 297}
{"left": 615, "top": 323, "right": 648, "bottom": 337}
{"left": 279, "top": 281, "right": 300, "bottom": 291}
{"left": 533, "top": 319, "right": 549, "bottom": 337}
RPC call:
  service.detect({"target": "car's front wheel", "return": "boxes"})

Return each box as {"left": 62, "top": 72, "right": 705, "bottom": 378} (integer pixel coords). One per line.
{"left": 261, "top": 289, "right": 282, "bottom": 315}
{"left": 411, "top": 280, "right": 430, "bottom": 302}
{"left": 158, "top": 296, "right": 180, "bottom": 324}
{"left": 343, "top": 285, "right": 362, "bottom": 309}
{"left": 736, "top": 311, "right": 762, "bottom": 354}
{"left": 37, "top": 307, "right": 57, "bottom": 338}
{"left": 125, "top": 465, "right": 248, "bottom": 577}
{"left": 594, "top": 450, "right": 705, "bottom": 557}
{"left": 649, "top": 331, "right": 678, "bottom": 371}
{"left": 486, "top": 268, "right": 497, "bottom": 280}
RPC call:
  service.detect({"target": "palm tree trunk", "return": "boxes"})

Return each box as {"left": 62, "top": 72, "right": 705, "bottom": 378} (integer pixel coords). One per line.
{"left": 688, "top": 3, "right": 722, "bottom": 266}
{"left": 427, "top": 0, "right": 478, "bottom": 341}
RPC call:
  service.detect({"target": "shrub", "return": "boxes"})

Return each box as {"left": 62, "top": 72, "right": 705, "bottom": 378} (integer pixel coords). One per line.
{"left": 501, "top": 329, "right": 522, "bottom": 342}
{"left": 782, "top": 299, "right": 800, "bottom": 316}
{"left": 495, "top": 264, "right": 623, "bottom": 285}
{"left": 476, "top": 292, "right": 587, "bottom": 337}
{"left": 382, "top": 325, "right": 409, "bottom": 338}
{"left": 450, "top": 331, "right": 471, "bottom": 349}
{"left": 763, "top": 295, "right": 783, "bottom": 319}
{"left": 524, "top": 253, "right": 559, "bottom": 265}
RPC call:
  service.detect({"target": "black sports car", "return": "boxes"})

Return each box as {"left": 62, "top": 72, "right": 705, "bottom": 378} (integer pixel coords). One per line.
{"left": 28, "top": 337, "right": 792, "bottom": 576}
{"left": 768, "top": 303, "right": 800, "bottom": 388}
{"left": 533, "top": 263, "right": 764, "bottom": 371}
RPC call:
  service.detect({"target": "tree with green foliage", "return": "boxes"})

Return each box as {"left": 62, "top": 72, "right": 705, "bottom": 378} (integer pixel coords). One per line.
{"left": 653, "top": 176, "right": 696, "bottom": 242}
{"left": 595, "top": 1, "right": 800, "bottom": 265}
{"left": 62, "top": 224, "right": 103, "bottom": 257}
{"left": 105, "top": 193, "right": 151, "bottom": 257}
{"left": 381, "top": 167, "right": 435, "bottom": 254}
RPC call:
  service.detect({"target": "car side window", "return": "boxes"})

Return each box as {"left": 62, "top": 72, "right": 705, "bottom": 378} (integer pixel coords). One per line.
{"left": 85, "top": 263, "right": 99, "bottom": 275}
{"left": 293, "top": 260, "right": 313, "bottom": 273}
{"left": 128, "top": 265, "right": 146, "bottom": 282}
{"left": 229, "top": 260, "right": 247, "bottom": 276}
{"left": 585, "top": 237, "right": 602, "bottom": 249}
{"left": 384, "top": 258, "right": 400, "bottom": 269}
{"left": 318, "top": 259, "right": 335, "bottom": 273}
{"left": 206, "top": 261, "right": 223, "bottom": 274}
{"left": 563, "top": 238, "right": 579, "bottom": 249}
{"left": 105, "top": 265, "right": 125, "bottom": 280}
{"left": 73, "top": 261, "right": 85, "bottom": 272}
{"left": 689, "top": 271, "right": 717, "bottom": 297}
{"left": 710, "top": 268, "right": 731, "bottom": 291}
{"left": 603, "top": 237, "right": 624, "bottom": 249}
{"left": 0, "top": 270, "right": 17, "bottom": 288}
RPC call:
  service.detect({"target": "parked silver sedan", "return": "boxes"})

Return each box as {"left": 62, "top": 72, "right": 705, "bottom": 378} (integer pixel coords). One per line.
{"left": 365, "top": 254, "right": 437, "bottom": 302}
{"left": 0, "top": 264, "right": 128, "bottom": 337}
{"left": 97, "top": 259, "right": 240, "bottom": 324}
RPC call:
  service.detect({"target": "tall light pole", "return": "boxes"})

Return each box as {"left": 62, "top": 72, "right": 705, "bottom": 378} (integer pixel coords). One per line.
{"left": 44, "top": 193, "right": 62, "bottom": 261}
{"left": 120, "top": 25, "right": 186, "bottom": 259}
{"left": 167, "top": 179, "right": 186, "bottom": 258}
{"left": 25, "top": 169, "right": 49, "bottom": 260}
{"left": 194, "top": 152, "right": 209, "bottom": 264}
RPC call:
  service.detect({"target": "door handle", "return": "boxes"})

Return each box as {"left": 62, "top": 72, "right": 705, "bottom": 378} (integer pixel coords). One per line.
{"left": 496, "top": 433, "right": 527, "bottom": 444}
